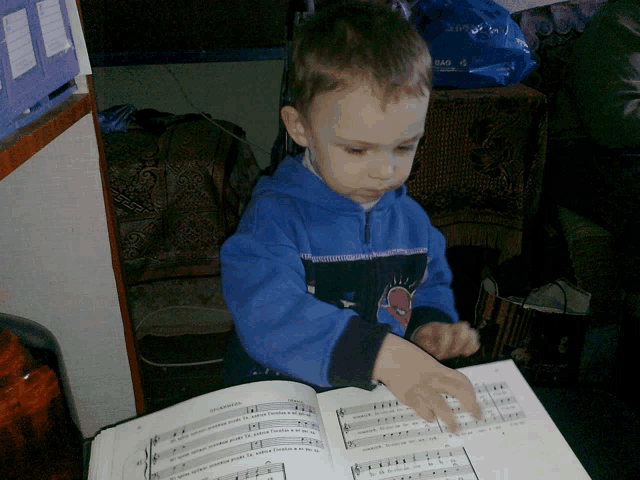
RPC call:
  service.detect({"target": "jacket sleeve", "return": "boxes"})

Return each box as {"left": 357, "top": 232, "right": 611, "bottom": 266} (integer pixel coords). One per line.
{"left": 404, "top": 221, "right": 459, "bottom": 341}
{"left": 220, "top": 197, "right": 390, "bottom": 389}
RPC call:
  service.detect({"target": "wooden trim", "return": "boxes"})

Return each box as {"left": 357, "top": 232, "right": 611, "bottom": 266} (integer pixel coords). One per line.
{"left": 0, "top": 93, "right": 92, "bottom": 181}
{"left": 87, "top": 75, "right": 146, "bottom": 414}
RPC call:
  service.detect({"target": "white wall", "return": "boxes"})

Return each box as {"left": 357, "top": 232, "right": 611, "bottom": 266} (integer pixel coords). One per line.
{"left": 0, "top": 114, "right": 137, "bottom": 438}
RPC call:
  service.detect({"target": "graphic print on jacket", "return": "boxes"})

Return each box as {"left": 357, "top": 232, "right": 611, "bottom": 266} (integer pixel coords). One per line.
{"left": 301, "top": 249, "right": 429, "bottom": 334}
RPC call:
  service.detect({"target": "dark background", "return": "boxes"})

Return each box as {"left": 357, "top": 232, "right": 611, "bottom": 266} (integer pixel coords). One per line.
{"left": 80, "top": 0, "right": 290, "bottom": 59}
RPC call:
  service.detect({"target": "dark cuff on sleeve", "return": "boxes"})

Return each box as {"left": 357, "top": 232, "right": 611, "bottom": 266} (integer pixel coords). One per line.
{"left": 328, "top": 315, "right": 392, "bottom": 390}
{"left": 405, "top": 306, "right": 456, "bottom": 340}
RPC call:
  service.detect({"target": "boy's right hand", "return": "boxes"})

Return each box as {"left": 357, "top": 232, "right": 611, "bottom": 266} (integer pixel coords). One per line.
{"left": 372, "top": 333, "right": 482, "bottom": 433}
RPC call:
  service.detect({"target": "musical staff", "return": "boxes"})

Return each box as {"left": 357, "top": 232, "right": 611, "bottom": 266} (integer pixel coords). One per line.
{"left": 351, "top": 447, "right": 477, "bottom": 480}
{"left": 152, "top": 419, "right": 320, "bottom": 463}
{"left": 344, "top": 412, "right": 420, "bottom": 432}
{"left": 150, "top": 437, "right": 323, "bottom": 480}
{"left": 339, "top": 400, "right": 403, "bottom": 417}
{"left": 338, "top": 381, "right": 526, "bottom": 450}
{"left": 363, "top": 464, "right": 473, "bottom": 480}
{"left": 440, "top": 411, "right": 526, "bottom": 433}
{"left": 345, "top": 427, "right": 443, "bottom": 449}
{"left": 151, "top": 401, "right": 316, "bottom": 446}
{"left": 354, "top": 464, "right": 474, "bottom": 480}
{"left": 353, "top": 447, "right": 464, "bottom": 472}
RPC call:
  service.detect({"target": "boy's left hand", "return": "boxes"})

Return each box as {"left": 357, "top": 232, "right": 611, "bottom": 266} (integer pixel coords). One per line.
{"left": 412, "top": 322, "right": 480, "bottom": 360}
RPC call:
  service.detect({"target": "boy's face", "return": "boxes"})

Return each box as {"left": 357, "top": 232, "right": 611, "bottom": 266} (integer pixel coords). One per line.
{"left": 282, "top": 84, "right": 430, "bottom": 205}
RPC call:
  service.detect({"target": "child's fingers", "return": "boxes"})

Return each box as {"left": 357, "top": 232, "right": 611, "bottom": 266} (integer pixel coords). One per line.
{"left": 434, "top": 329, "right": 453, "bottom": 359}
{"left": 446, "top": 323, "right": 480, "bottom": 358}
{"left": 404, "top": 383, "right": 459, "bottom": 432}
{"left": 453, "top": 381, "right": 483, "bottom": 421}
{"left": 462, "top": 394, "right": 483, "bottom": 421}
{"left": 463, "top": 328, "right": 480, "bottom": 356}
{"left": 454, "top": 327, "right": 480, "bottom": 357}
{"left": 404, "top": 390, "right": 440, "bottom": 426}
{"left": 450, "top": 374, "right": 483, "bottom": 421}
{"left": 428, "top": 390, "right": 458, "bottom": 433}
{"left": 424, "top": 408, "right": 436, "bottom": 423}
{"left": 433, "top": 370, "right": 483, "bottom": 423}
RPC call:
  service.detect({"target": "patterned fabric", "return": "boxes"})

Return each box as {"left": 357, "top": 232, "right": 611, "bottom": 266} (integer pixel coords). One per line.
{"left": 406, "top": 84, "right": 547, "bottom": 262}
{"left": 104, "top": 118, "right": 261, "bottom": 285}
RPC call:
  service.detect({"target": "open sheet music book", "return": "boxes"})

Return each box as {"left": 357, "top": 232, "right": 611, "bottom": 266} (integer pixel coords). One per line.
{"left": 87, "top": 360, "right": 590, "bottom": 480}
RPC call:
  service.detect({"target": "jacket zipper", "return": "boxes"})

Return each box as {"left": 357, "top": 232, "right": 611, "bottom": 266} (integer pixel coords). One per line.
{"left": 365, "top": 211, "right": 371, "bottom": 244}
{"left": 364, "top": 209, "right": 378, "bottom": 321}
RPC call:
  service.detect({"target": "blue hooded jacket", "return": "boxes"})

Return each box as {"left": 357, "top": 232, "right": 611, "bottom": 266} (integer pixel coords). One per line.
{"left": 220, "top": 153, "right": 458, "bottom": 390}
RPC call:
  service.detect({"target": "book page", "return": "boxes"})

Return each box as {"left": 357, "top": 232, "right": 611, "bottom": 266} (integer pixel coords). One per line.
{"left": 88, "top": 381, "right": 337, "bottom": 480}
{"left": 317, "top": 360, "right": 590, "bottom": 480}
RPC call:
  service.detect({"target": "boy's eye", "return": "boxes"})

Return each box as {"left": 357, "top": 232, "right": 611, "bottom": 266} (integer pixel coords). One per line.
{"left": 396, "top": 145, "right": 418, "bottom": 154}
{"left": 342, "top": 144, "right": 418, "bottom": 155}
{"left": 344, "top": 147, "right": 367, "bottom": 156}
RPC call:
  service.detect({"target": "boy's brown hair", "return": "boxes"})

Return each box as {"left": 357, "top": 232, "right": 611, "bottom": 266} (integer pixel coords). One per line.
{"left": 289, "top": 1, "right": 432, "bottom": 120}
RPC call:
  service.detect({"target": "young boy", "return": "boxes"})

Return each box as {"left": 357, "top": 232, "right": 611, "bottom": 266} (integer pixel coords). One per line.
{"left": 220, "top": 1, "right": 482, "bottom": 432}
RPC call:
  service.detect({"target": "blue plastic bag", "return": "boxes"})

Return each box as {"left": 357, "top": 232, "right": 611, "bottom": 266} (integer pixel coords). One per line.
{"left": 98, "top": 104, "right": 137, "bottom": 133}
{"left": 412, "top": 0, "right": 537, "bottom": 88}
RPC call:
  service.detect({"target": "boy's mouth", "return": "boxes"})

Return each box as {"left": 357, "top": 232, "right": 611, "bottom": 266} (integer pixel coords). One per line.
{"left": 360, "top": 189, "right": 385, "bottom": 198}
{"left": 361, "top": 188, "right": 391, "bottom": 196}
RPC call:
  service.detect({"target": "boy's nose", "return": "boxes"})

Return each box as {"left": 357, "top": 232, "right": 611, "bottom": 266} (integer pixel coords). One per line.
{"left": 368, "top": 156, "right": 395, "bottom": 180}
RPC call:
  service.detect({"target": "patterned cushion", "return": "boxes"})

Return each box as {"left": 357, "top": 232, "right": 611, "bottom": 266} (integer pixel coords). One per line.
{"left": 104, "top": 118, "right": 261, "bottom": 284}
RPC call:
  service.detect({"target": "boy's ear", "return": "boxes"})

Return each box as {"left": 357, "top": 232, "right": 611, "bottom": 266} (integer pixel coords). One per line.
{"left": 281, "top": 106, "right": 310, "bottom": 148}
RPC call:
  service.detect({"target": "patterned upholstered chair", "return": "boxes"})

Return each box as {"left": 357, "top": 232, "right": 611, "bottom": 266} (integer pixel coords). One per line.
{"left": 102, "top": 111, "right": 261, "bottom": 409}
